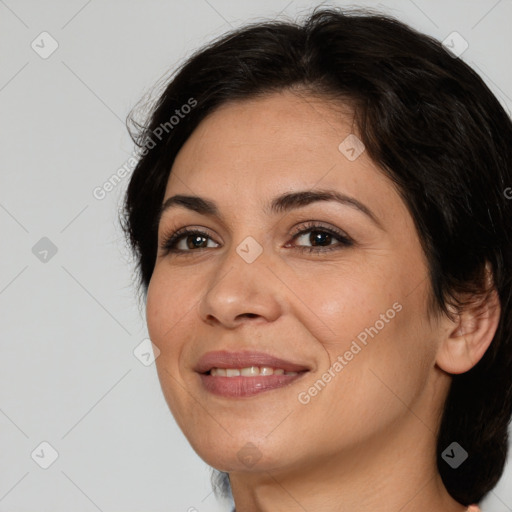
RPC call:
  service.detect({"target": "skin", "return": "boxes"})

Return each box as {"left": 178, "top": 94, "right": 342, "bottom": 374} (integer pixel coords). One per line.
{"left": 145, "top": 90, "right": 499, "bottom": 512}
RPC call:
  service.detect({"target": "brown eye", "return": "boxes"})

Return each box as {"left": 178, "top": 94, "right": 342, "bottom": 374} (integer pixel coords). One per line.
{"left": 288, "top": 222, "right": 353, "bottom": 253}
{"left": 160, "top": 229, "right": 219, "bottom": 254}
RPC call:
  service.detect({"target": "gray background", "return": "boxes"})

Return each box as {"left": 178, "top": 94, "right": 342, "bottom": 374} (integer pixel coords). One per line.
{"left": 1, "top": 0, "right": 511, "bottom": 511}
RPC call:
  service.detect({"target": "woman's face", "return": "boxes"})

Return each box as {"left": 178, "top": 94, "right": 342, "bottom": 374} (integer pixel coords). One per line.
{"left": 146, "top": 91, "right": 451, "bottom": 475}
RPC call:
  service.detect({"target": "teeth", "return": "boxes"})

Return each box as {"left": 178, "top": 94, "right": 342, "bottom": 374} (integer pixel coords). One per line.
{"left": 209, "top": 366, "right": 299, "bottom": 377}
{"left": 240, "top": 366, "right": 259, "bottom": 376}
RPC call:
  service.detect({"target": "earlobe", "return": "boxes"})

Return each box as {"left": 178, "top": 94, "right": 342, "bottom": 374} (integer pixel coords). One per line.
{"left": 436, "top": 286, "right": 501, "bottom": 375}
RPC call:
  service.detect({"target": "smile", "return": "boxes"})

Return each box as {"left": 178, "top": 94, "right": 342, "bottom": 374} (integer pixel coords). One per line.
{"left": 195, "top": 350, "right": 311, "bottom": 397}
{"left": 209, "top": 366, "right": 298, "bottom": 376}
{"left": 199, "top": 371, "right": 307, "bottom": 397}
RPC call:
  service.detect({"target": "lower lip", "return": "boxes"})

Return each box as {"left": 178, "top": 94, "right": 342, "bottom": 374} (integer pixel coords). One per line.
{"left": 199, "top": 372, "right": 307, "bottom": 397}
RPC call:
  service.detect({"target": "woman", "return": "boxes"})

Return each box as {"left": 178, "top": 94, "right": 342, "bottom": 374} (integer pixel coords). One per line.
{"left": 121, "top": 7, "right": 512, "bottom": 511}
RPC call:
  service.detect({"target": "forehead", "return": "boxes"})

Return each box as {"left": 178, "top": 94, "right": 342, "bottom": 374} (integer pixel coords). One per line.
{"left": 163, "top": 91, "right": 404, "bottom": 226}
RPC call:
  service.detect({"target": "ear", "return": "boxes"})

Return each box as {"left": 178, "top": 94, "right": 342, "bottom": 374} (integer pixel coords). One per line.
{"left": 436, "top": 266, "right": 501, "bottom": 375}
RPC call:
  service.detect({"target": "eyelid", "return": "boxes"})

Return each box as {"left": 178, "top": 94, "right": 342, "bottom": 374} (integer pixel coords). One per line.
{"left": 159, "top": 224, "right": 220, "bottom": 251}
{"left": 158, "top": 219, "right": 354, "bottom": 256}
{"left": 288, "top": 220, "right": 352, "bottom": 241}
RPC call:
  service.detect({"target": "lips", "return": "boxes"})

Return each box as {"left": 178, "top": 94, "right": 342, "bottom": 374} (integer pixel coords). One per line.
{"left": 194, "top": 350, "right": 311, "bottom": 398}
{"left": 194, "top": 350, "right": 311, "bottom": 374}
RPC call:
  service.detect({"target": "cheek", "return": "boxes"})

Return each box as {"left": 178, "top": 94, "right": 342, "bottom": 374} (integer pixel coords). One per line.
{"left": 334, "top": 298, "right": 432, "bottom": 412}
{"left": 145, "top": 269, "right": 189, "bottom": 360}
{"left": 145, "top": 270, "right": 196, "bottom": 423}
{"left": 145, "top": 277, "right": 166, "bottom": 344}
{"left": 296, "top": 310, "right": 434, "bottom": 453}
{"left": 301, "top": 263, "right": 434, "bottom": 404}
{"left": 296, "top": 265, "right": 394, "bottom": 347}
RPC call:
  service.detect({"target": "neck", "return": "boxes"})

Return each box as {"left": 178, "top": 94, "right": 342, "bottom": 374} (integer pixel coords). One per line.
{"left": 228, "top": 412, "right": 468, "bottom": 512}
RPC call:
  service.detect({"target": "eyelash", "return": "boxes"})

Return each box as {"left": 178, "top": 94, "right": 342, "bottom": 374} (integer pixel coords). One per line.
{"left": 159, "top": 221, "right": 354, "bottom": 256}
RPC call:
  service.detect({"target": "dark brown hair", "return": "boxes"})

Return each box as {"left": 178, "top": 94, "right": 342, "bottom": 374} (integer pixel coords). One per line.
{"left": 121, "top": 6, "right": 512, "bottom": 505}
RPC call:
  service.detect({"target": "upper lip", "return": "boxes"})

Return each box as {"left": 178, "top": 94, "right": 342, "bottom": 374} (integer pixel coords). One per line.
{"left": 194, "top": 350, "right": 311, "bottom": 374}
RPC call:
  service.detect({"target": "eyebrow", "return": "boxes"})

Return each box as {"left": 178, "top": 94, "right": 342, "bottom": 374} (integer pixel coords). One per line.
{"left": 156, "top": 189, "right": 383, "bottom": 230}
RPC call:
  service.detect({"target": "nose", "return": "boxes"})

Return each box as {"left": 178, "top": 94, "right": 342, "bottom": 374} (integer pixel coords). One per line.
{"left": 197, "top": 242, "right": 284, "bottom": 329}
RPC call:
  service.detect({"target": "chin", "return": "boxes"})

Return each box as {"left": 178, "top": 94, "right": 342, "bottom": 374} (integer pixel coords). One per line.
{"left": 188, "top": 432, "right": 298, "bottom": 473}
